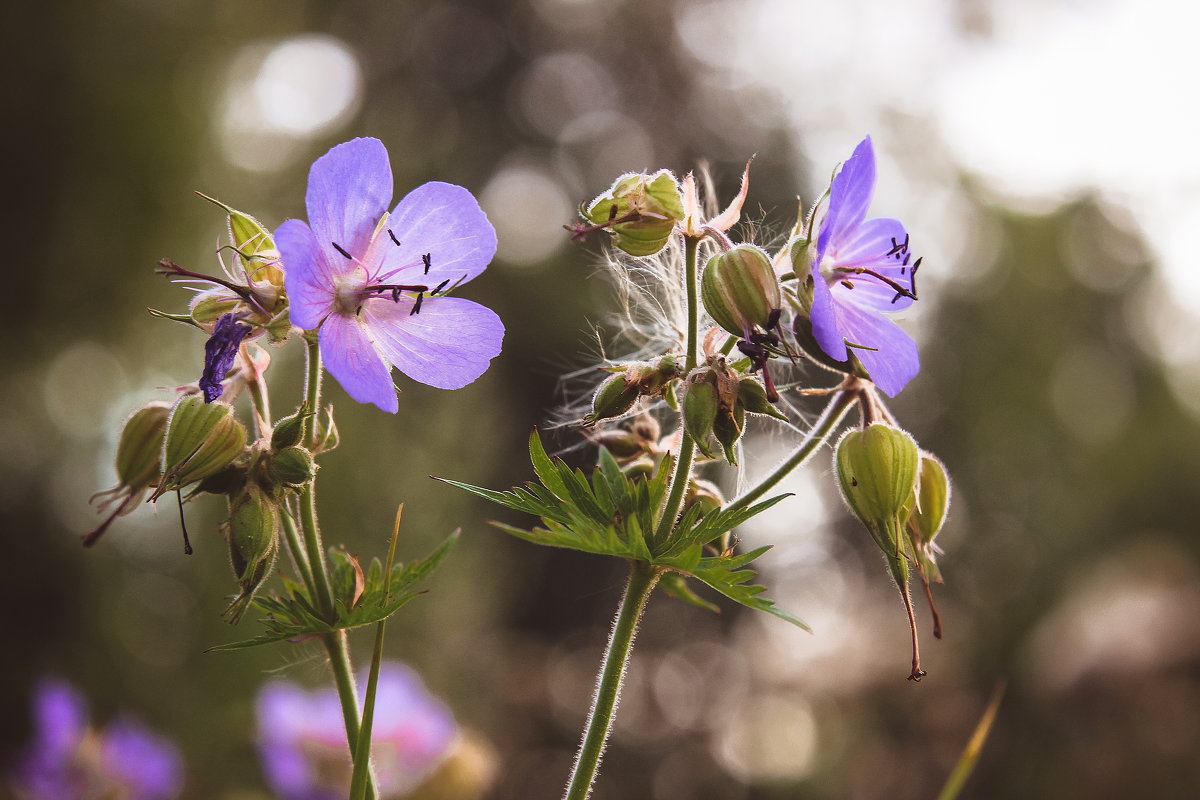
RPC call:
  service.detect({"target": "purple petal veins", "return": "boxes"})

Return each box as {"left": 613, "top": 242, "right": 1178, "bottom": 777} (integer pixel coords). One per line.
{"left": 200, "top": 313, "right": 252, "bottom": 402}
{"left": 278, "top": 138, "right": 504, "bottom": 412}
{"left": 809, "top": 137, "right": 921, "bottom": 396}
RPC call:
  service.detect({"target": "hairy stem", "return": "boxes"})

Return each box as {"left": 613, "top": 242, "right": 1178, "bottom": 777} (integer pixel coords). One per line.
{"left": 296, "top": 337, "right": 378, "bottom": 800}
{"left": 654, "top": 235, "right": 703, "bottom": 541}
{"left": 724, "top": 388, "right": 856, "bottom": 515}
{"left": 563, "top": 561, "right": 661, "bottom": 800}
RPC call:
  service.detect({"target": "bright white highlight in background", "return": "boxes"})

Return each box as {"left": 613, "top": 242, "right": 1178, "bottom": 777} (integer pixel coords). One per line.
{"left": 219, "top": 35, "right": 362, "bottom": 172}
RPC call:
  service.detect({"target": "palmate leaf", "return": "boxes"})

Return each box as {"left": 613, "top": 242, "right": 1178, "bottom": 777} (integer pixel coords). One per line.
{"left": 439, "top": 430, "right": 805, "bottom": 627}
{"left": 209, "top": 532, "right": 457, "bottom": 651}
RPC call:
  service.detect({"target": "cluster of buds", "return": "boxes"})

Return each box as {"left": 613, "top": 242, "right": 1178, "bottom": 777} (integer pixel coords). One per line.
{"left": 87, "top": 391, "right": 335, "bottom": 622}
{"left": 583, "top": 354, "right": 683, "bottom": 426}
{"left": 570, "top": 171, "right": 685, "bottom": 257}
{"left": 834, "top": 422, "right": 951, "bottom": 679}
{"left": 681, "top": 355, "right": 786, "bottom": 464}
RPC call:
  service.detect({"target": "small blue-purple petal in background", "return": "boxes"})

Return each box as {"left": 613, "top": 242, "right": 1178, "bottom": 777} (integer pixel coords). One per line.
{"left": 305, "top": 137, "right": 393, "bottom": 256}
{"left": 378, "top": 181, "right": 499, "bottom": 286}
{"left": 257, "top": 663, "right": 457, "bottom": 800}
{"left": 200, "top": 313, "right": 252, "bottom": 402}
{"left": 98, "top": 717, "right": 185, "bottom": 800}
{"left": 363, "top": 296, "right": 504, "bottom": 390}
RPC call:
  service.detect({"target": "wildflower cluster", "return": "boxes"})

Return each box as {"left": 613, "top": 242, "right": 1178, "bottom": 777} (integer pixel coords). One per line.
{"left": 84, "top": 138, "right": 503, "bottom": 799}
{"left": 451, "top": 136, "right": 953, "bottom": 798}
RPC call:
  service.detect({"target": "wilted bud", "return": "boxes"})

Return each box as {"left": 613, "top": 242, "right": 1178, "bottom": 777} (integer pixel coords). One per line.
{"left": 154, "top": 394, "right": 247, "bottom": 500}
{"left": 115, "top": 403, "right": 171, "bottom": 491}
{"left": 83, "top": 402, "right": 171, "bottom": 547}
{"left": 581, "top": 170, "right": 685, "bottom": 257}
{"left": 224, "top": 486, "right": 280, "bottom": 623}
{"left": 737, "top": 377, "right": 788, "bottom": 421}
{"left": 268, "top": 446, "right": 317, "bottom": 488}
{"left": 701, "top": 244, "right": 782, "bottom": 337}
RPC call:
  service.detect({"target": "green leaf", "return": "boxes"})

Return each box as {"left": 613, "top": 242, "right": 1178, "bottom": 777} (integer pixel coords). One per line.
{"left": 679, "top": 546, "right": 810, "bottom": 631}
{"left": 209, "top": 532, "right": 457, "bottom": 651}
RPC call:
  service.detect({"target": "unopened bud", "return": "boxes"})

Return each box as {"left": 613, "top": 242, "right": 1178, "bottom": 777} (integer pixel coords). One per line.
{"left": 155, "top": 394, "right": 247, "bottom": 499}
{"left": 712, "top": 404, "right": 745, "bottom": 465}
{"left": 701, "top": 244, "right": 782, "bottom": 337}
{"left": 583, "top": 171, "right": 685, "bottom": 257}
{"left": 584, "top": 372, "right": 641, "bottom": 426}
{"left": 190, "top": 290, "right": 242, "bottom": 328}
{"left": 224, "top": 486, "right": 280, "bottom": 623}
{"left": 685, "top": 478, "right": 724, "bottom": 515}
{"left": 268, "top": 446, "right": 317, "bottom": 488}
{"left": 835, "top": 424, "right": 919, "bottom": 534}
{"left": 908, "top": 453, "right": 950, "bottom": 546}
{"left": 681, "top": 375, "right": 719, "bottom": 452}
{"left": 737, "top": 377, "right": 788, "bottom": 421}
{"left": 270, "top": 406, "right": 308, "bottom": 450}
{"left": 592, "top": 430, "right": 644, "bottom": 461}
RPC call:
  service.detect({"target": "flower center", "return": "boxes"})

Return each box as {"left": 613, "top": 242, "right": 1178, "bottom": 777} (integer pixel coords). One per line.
{"left": 327, "top": 237, "right": 443, "bottom": 318}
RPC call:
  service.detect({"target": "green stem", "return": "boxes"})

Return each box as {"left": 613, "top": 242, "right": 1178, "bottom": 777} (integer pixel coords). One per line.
{"left": 724, "top": 389, "right": 856, "bottom": 515}
{"left": 654, "top": 235, "right": 703, "bottom": 541}
{"left": 279, "top": 506, "right": 317, "bottom": 601}
{"left": 296, "top": 337, "right": 379, "bottom": 800}
{"left": 563, "top": 561, "right": 661, "bottom": 800}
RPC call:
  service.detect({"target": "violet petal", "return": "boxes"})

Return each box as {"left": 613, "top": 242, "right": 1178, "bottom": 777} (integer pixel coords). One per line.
{"left": 816, "top": 136, "right": 875, "bottom": 263}
{"left": 318, "top": 313, "right": 398, "bottom": 413}
{"left": 276, "top": 219, "right": 340, "bottom": 330}
{"left": 304, "top": 137, "right": 393, "bottom": 257}
{"left": 377, "top": 181, "right": 497, "bottom": 286}
{"left": 827, "top": 217, "right": 915, "bottom": 312}
{"left": 200, "top": 314, "right": 252, "bottom": 402}
{"left": 808, "top": 262, "right": 849, "bottom": 362}
{"left": 362, "top": 295, "right": 503, "bottom": 390}
{"left": 836, "top": 299, "right": 920, "bottom": 397}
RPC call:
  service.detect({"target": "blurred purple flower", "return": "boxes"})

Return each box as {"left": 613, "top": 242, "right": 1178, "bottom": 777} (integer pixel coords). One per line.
{"left": 7, "top": 679, "right": 183, "bottom": 800}
{"left": 257, "top": 663, "right": 457, "bottom": 800}
{"left": 276, "top": 137, "right": 504, "bottom": 413}
{"left": 809, "top": 136, "right": 921, "bottom": 397}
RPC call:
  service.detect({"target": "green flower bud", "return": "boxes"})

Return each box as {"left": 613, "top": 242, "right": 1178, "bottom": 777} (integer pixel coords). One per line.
{"left": 835, "top": 424, "right": 920, "bottom": 540}
{"left": 684, "top": 478, "right": 724, "bottom": 516}
{"left": 908, "top": 453, "right": 950, "bottom": 547}
{"left": 189, "top": 291, "right": 243, "bottom": 328}
{"left": 115, "top": 402, "right": 170, "bottom": 491}
{"left": 584, "top": 372, "right": 641, "bottom": 426}
{"left": 269, "top": 446, "right": 317, "bottom": 488}
{"left": 154, "top": 394, "right": 247, "bottom": 499}
{"left": 223, "top": 486, "right": 280, "bottom": 623}
{"left": 270, "top": 406, "right": 308, "bottom": 450}
{"left": 592, "top": 429, "right": 644, "bottom": 461}
{"left": 712, "top": 404, "right": 745, "bottom": 465}
{"left": 701, "top": 244, "right": 782, "bottom": 337}
{"left": 197, "top": 192, "right": 281, "bottom": 282}
{"left": 737, "top": 377, "right": 788, "bottom": 421}
{"left": 583, "top": 170, "right": 685, "bottom": 257}
{"left": 620, "top": 456, "right": 657, "bottom": 479}
{"left": 314, "top": 406, "right": 339, "bottom": 453}
{"left": 681, "top": 376, "right": 719, "bottom": 453}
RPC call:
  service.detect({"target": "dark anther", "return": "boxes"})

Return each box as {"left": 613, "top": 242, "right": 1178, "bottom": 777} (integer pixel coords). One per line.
{"left": 410, "top": 292, "right": 425, "bottom": 316}
{"left": 766, "top": 307, "right": 782, "bottom": 332}
{"left": 910, "top": 257, "right": 922, "bottom": 298}
{"left": 886, "top": 233, "right": 910, "bottom": 257}
{"left": 422, "top": 253, "right": 432, "bottom": 274}
{"left": 332, "top": 241, "right": 353, "bottom": 260}
{"left": 903, "top": 253, "right": 911, "bottom": 266}
{"left": 431, "top": 279, "right": 450, "bottom": 295}
{"left": 842, "top": 279, "right": 856, "bottom": 289}
{"left": 388, "top": 229, "right": 401, "bottom": 247}
{"left": 391, "top": 288, "right": 402, "bottom": 303}
{"left": 750, "top": 330, "right": 779, "bottom": 347}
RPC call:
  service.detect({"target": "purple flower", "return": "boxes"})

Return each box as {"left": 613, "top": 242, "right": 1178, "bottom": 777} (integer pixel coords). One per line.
{"left": 257, "top": 663, "right": 457, "bottom": 799}
{"left": 7, "top": 679, "right": 183, "bottom": 800}
{"left": 809, "top": 136, "right": 920, "bottom": 397}
{"left": 276, "top": 138, "right": 504, "bottom": 413}
{"left": 199, "top": 313, "right": 252, "bottom": 402}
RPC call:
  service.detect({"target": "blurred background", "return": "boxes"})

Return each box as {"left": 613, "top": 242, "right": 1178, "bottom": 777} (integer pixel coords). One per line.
{"left": 4, "top": 0, "right": 1200, "bottom": 797}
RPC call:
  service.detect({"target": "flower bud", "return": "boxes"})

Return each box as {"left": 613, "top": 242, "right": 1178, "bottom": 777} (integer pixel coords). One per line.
{"left": 268, "top": 446, "right": 317, "bottom": 488}
{"left": 115, "top": 402, "right": 171, "bottom": 491}
{"left": 270, "top": 406, "right": 308, "bottom": 450}
{"left": 592, "top": 429, "right": 644, "bottom": 461}
{"left": 684, "top": 478, "right": 724, "bottom": 516}
{"left": 908, "top": 453, "right": 950, "bottom": 547}
{"left": 621, "top": 456, "right": 657, "bottom": 479}
{"left": 154, "top": 394, "right": 247, "bottom": 499}
{"left": 583, "top": 170, "right": 685, "bottom": 257}
{"left": 701, "top": 244, "right": 782, "bottom": 337}
{"left": 712, "top": 404, "right": 745, "bottom": 465}
{"left": 224, "top": 486, "right": 280, "bottom": 623}
{"left": 190, "top": 290, "right": 243, "bottom": 328}
{"left": 835, "top": 424, "right": 919, "bottom": 536}
{"left": 681, "top": 375, "right": 719, "bottom": 448}
{"left": 584, "top": 372, "right": 641, "bottom": 426}
{"left": 314, "top": 406, "right": 340, "bottom": 453}
{"left": 737, "top": 377, "right": 788, "bottom": 421}
{"left": 198, "top": 192, "right": 282, "bottom": 284}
